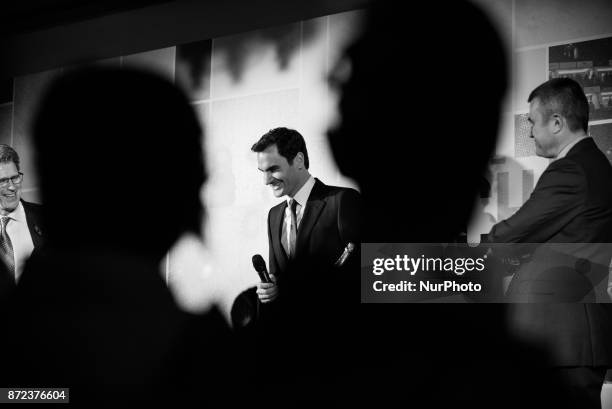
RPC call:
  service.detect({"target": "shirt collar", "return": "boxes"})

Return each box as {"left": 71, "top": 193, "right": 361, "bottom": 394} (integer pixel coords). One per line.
{"left": 287, "top": 176, "right": 315, "bottom": 208}
{"left": 556, "top": 135, "right": 589, "bottom": 160}
{"left": 2, "top": 200, "right": 25, "bottom": 223}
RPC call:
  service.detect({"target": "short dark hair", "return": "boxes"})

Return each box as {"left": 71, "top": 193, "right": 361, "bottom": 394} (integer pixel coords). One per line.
{"left": 251, "top": 127, "right": 309, "bottom": 169}
{"left": 0, "top": 144, "right": 20, "bottom": 171}
{"left": 528, "top": 77, "right": 589, "bottom": 133}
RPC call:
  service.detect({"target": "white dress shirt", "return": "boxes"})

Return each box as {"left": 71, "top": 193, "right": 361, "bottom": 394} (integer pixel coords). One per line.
{"left": 3, "top": 201, "right": 35, "bottom": 282}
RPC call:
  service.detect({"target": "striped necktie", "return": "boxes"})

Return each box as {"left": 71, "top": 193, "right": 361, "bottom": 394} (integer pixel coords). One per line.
{"left": 287, "top": 199, "right": 299, "bottom": 259}
{"left": 0, "top": 217, "right": 15, "bottom": 280}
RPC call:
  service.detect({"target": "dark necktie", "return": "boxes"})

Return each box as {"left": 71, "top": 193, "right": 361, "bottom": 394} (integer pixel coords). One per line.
{"left": 0, "top": 217, "right": 15, "bottom": 281}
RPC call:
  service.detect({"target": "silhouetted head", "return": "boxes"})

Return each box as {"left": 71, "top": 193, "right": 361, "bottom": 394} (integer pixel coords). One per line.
{"left": 230, "top": 286, "right": 258, "bottom": 331}
{"left": 328, "top": 0, "right": 508, "bottom": 241}
{"left": 251, "top": 127, "right": 310, "bottom": 198}
{"left": 33, "top": 67, "right": 206, "bottom": 258}
{"left": 527, "top": 77, "right": 588, "bottom": 158}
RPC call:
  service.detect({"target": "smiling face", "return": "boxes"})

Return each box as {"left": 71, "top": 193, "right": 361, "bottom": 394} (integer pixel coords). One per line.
{"left": 257, "top": 144, "right": 303, "bottom": 198}
{"left": 0, "top": 161, "right": 22, "bottom": 216}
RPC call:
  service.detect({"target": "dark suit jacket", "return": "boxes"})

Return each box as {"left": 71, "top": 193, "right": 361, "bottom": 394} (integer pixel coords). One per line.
{"left": 0, "top": 200, "right": 45, "bottom": 390}
{"left": 22, "top": 200, "right": 44, "bottom": 250}
{"left": 488, "top": 137, "right": 612, "bottom": 366}
{"left": 267, "top": 178, "right": 360, "bottom": 284}
{"left": 0, "top": 200, "right": 44, "bottom": 296}
{"left": 260, "top": 178, "right": 360, "bottom": 387}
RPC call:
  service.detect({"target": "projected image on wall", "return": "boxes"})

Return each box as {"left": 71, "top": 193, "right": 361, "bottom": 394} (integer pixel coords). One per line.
{"left": 549, "top": 36, "right": 612, "bottom": 122}
{"left": 590, "top": 122, "right": 612, "bottom": 165}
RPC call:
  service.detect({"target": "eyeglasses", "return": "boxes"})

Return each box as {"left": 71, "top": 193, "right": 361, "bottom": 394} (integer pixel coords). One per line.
{"left": 0, "top": 172, "right": 23, "bottom": 188}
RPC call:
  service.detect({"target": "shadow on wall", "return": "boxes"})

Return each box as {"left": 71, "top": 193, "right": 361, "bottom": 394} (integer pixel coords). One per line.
{"left": 177, "top": 21, "right": 320, "bottom": 88}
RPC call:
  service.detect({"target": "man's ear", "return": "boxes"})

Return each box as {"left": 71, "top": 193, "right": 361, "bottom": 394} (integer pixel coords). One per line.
{"left": 295, "top": 152, "right": 304, "bottom": 168}
{"left": 551, "top": 113, "right": 564, "bottom": 134}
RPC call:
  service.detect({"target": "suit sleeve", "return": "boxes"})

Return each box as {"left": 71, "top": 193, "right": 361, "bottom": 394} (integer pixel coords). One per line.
{"left": 267, "top": 208, "right": 280, "bottom": 277}
{"left": 337, "top": 188, "right": 362, "bottom": 245}
{"left": 487, "top": 159, "right": 585, "bottom": 244}
{"left": 608, "top": 264, "right": 612, "bottom": 301}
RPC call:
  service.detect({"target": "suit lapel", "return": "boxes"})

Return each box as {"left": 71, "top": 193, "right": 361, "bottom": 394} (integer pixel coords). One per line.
{"left": 295, "top": 179, "right": 326, "bottom": 259}
{"left": 22, "top": 200, "right": 44, "bottom": 249}
{"left": 271, "top": 201, "right": 288, "bottom": 273}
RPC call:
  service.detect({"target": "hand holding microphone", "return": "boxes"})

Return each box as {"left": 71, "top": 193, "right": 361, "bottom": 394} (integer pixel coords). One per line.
{"left": 252, "top": 254, "right": 279, "bottom": 304}
{"left": 252, "top": 254, "right": 272, "bottom": 283}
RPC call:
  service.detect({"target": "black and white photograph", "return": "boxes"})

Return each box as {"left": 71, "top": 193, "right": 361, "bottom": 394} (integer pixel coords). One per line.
{"left": 1, "top": 0, "right": 612, "bottom": 407}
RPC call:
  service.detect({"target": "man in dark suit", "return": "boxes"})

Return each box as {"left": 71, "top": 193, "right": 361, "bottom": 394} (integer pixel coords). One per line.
{"left": 250, "top": 127, "right": 360, "bottom": 398}
{"left": 251, "top": 127, "right": 360, "bottom": 305}
{"left": 487, "top": 77, "right": 612, "bottom": 409}
{"left": 0, "top": 144, "right": 43, "bottom": 292}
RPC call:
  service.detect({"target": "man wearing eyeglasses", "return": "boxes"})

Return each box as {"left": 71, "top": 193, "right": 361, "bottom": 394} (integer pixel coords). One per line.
{"left": 0, "top": 144, "right": 43, "bottom": 284}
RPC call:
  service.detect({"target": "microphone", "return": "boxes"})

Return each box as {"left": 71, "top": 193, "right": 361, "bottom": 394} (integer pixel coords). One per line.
{"left": 252, "top": 254, "right": 272, "bottom": 283}
{"left": 334, "top": 242, "right": 355, "bottom": 267}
